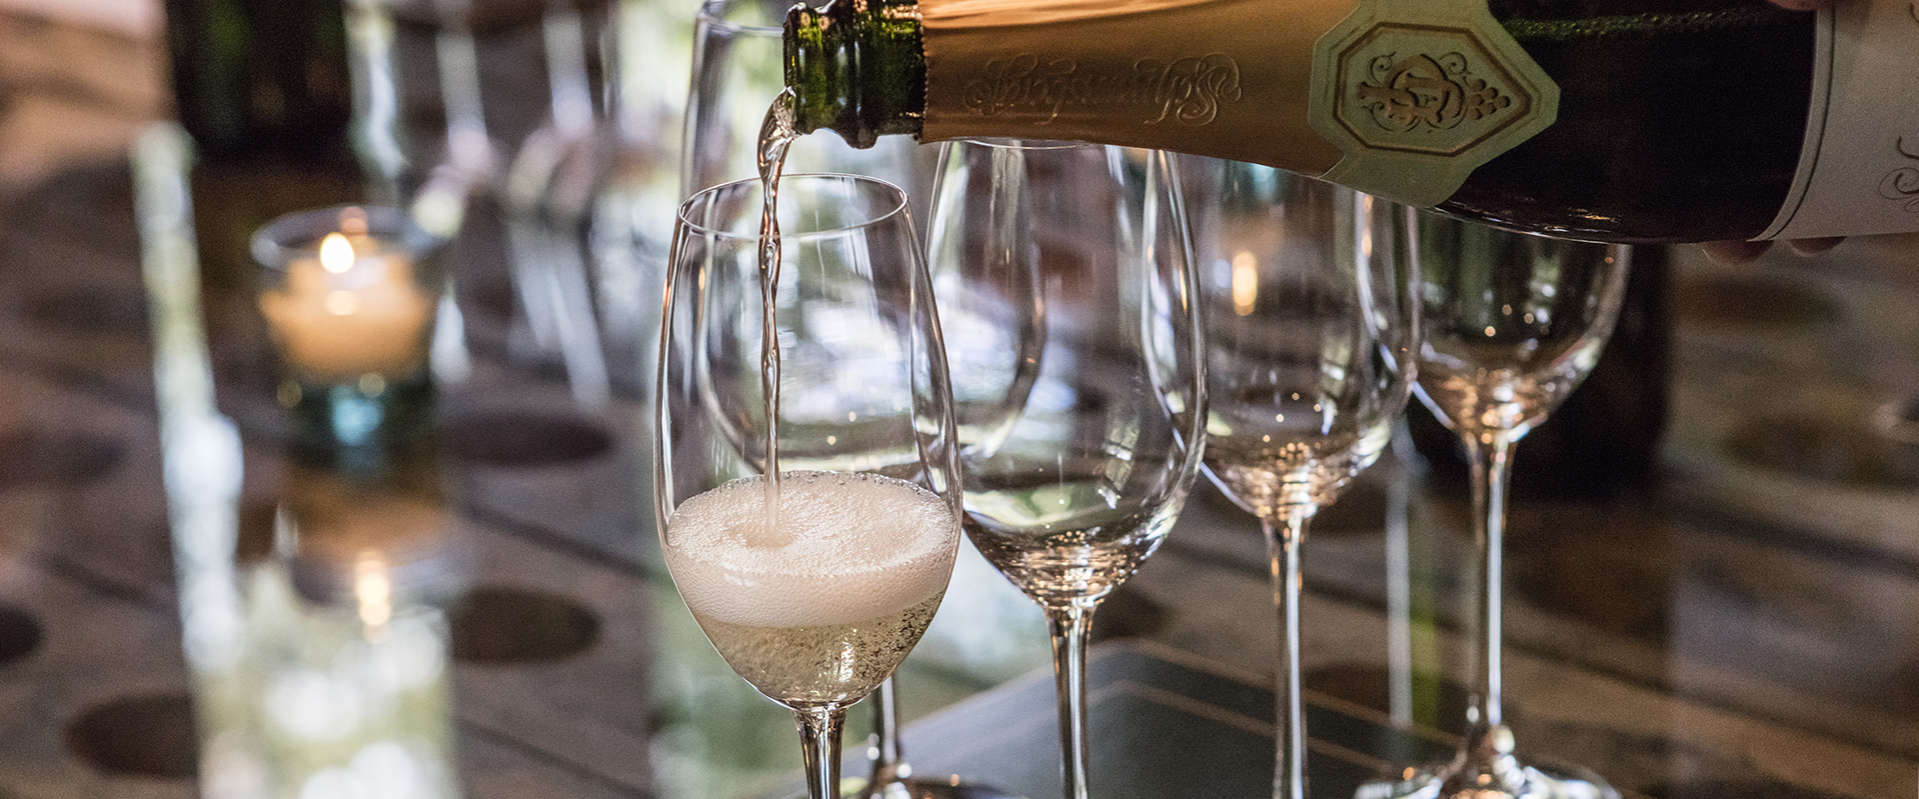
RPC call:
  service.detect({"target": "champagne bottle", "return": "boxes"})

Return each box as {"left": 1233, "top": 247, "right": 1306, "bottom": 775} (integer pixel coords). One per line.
{"left": 783, "top": 0, "right": 1919, "bottom": 243}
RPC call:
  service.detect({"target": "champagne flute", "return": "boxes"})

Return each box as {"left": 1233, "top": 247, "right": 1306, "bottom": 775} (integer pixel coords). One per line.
{"left": 927, "top": 140, "right": 1206, "bottom": 799}
{"left": 1181, "top": 159, "right": 1419, "bottom": 799}
{"left": 681, "top": 4, "right": 984, "bottom": 796}
{"left": 1360, "top": 213, "right": 1630, "bottom": 799}
{"left": 655, "top": 173, "right": 963, "bottom": 799}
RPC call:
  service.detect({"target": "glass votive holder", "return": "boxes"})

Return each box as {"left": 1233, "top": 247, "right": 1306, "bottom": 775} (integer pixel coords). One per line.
{"left": 253, "top": 205, "right": 445, "bottom": 451}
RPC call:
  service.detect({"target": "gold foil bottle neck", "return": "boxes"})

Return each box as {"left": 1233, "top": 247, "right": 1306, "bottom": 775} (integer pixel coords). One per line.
{"left": 919, "top": 0, "right": 1351, "bottom": 175}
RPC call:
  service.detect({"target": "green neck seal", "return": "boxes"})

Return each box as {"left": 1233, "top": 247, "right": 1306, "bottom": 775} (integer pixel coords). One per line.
{"left": 784, "top": 0, "right": 927, "bottom": 147}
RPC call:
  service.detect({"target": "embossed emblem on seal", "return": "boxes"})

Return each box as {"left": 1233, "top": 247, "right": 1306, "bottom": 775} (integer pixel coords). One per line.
{"left": 1309, "top": 1, "right": 1560, "bottom": 207}
{"left": 1330, "top": 24, "right": 1531, "bottom": 156}
{"left": 1357, "top": 52, "right": 1512, "bottom": 133}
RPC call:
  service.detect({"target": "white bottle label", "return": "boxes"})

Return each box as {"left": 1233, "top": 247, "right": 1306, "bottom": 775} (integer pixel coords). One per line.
{"left": 1761, "top": 0, "right": 1919, "bottom": 240}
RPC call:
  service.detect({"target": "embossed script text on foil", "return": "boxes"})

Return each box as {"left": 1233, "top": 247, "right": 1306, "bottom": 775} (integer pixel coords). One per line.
{"left": 960, "top": 53, "right": 1244, "bottom": 125}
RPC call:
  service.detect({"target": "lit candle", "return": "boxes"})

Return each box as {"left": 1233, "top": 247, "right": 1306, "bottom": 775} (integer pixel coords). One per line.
{"left": 259, "top": 225, "right": 435, "bottom": 383}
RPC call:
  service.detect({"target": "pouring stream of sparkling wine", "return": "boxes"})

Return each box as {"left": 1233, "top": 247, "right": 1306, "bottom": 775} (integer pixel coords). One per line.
{"left": 755, "top": 90, "right": 798, "bottom": 546}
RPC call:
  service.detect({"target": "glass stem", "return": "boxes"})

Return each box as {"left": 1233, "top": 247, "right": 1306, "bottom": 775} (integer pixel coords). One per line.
{"left": 1464, "top": 433, "right": 1515, "bottom": 764}
{"left": 865, "top": 678, "right": 908, "bottom": 789}
{"left": 1047, "top": 603, "right": 1096, "bottom": 799}
{"left": 796, "top": 705, "right": 847, "bottom": 799}
{"left": 1263, "top": 514, "right": 1311, "bottom": 799}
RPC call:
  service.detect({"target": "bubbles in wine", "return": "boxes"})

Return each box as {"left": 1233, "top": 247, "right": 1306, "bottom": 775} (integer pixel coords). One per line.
{"left": 663, "top": 471, "right": 958, "bottom": 628}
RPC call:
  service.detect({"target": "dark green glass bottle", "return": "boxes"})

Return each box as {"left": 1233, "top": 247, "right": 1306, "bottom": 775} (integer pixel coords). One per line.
{"left": 164, "top": 0, "right": 354, "bottom": 158}
{"left": 781, "top": 0, "right": 1919, "bottom": 243}
{"left": 784, "top": 0, "right": 925, "bottom": 148}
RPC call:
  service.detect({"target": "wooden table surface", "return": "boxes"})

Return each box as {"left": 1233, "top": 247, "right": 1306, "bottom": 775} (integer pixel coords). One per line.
{"left": 2, "top": 8, "right": 1918, "bottom": 799}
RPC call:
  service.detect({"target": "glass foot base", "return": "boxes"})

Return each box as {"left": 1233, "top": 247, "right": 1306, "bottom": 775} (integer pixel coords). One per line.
{"left": 1355, "top": 758, "right": 1619, "bottom": 799}
{"left": 855, "top": 778, "right": 1027, "bottom": 799}
{"left": 790, "top": 777, "right": 1026, "bottom": 799}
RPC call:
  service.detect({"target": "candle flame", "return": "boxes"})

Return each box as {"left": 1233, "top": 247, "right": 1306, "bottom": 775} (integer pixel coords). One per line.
{"left": 320, "top": 233, "right": 355, "bottom": 274}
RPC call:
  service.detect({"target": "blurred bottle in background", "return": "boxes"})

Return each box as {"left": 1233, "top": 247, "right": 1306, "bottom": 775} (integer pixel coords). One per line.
{"left": 163, "top": 0, "right": 365, "bottom": 312}
{"left": 163, "top": 0, "right": 354, "bottom": 158}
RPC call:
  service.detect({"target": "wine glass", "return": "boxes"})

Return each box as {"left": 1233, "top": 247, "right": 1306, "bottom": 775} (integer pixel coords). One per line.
{"left": 926, "top": 140, "right": 1206, "bottom": 799}
{"left": 654, "top": 173, "right": 963, "bottom": 799}
{"left": 1180, "top": 159, "right": 1419, "bottom": 799}
{"left": 1359, "top": 213, "right": 1630, "bottom": 799}
{"left": 345, "top": 0, "right": 616, "bottom": 400}
{"left": 680, "top": 5, "right": 982, "bottom": 798}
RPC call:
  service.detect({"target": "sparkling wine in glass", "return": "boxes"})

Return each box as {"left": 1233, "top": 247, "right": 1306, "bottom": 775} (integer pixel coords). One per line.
{"left": 663, "top": 471, "right": 957, "bottom": 705}
{"left": 1181, "top": 158, "right": 1419, "bottom": 799}
{"left": 683, "top": 12, "right": 973, "bottom": 791}
{"left": 655, "top": 173, "right": 963, "bottom": 799}
{"left": 1359, "top": 211, "right": 1630, "bottom": 799}
{"left": 927, "top": 140, "right": 1206, "bottom": 799}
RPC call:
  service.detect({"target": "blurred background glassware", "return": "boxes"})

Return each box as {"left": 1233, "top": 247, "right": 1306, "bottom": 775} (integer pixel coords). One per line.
{"left": 1180, "top": 159, "right": 1419, "bottom": 799}
{"left": 340, "top": 0, "right": 554, "bottom": 210}
{"left": 654, "top": 173, "right": 964, "bottom": 799}
{"left": 341, "top": 0, "right": 635, "bottom": 403}
{"left": 1359, "top": 213, "right": 1631, "bottom": 799}
{"left": 926, "top": 140, "right": 1205, "bottom": 799}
